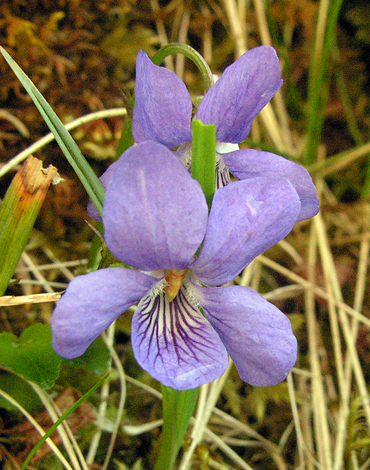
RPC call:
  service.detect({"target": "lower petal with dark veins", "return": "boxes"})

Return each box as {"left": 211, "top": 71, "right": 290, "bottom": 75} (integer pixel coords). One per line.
{"left": 131, "top": 284, "right": 228, "bottom": 390}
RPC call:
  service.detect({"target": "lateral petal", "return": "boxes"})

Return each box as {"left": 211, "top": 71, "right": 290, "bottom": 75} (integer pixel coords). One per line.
{"left": 191, "top": 177, "right": 301, "bottom": 286}
{"left": 222, "top": 149, "right": 319, "bottom": 221}
{"left": 196, "top": 285, "right": 297, "bottom": 386}
{"left": 132, "top": 50, "right": 192, "bottom": 148}
{"left": 51, "top": 268, "right": 158, "bottom": 358}
{"left": 132, "top": 284, "right": 229, "bottom": 390}
{"left": 196, "top": 46, "right": 283, "bottom": 143}
{"left": 103, "top": 141, "right": 208, "bottom": 271}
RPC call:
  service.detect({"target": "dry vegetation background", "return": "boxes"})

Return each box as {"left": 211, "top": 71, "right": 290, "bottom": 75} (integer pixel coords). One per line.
{"left": 1, "top": 0, "right": 370, "bottom": 469}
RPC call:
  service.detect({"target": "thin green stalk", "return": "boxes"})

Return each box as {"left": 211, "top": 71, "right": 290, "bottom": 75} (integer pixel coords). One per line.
{"left": 304, "top": 0, "right": 344, "bottom": 165}
{"left": 152, "top": 43, "right": 213, "bottom": 92}
{"left": 0, "top": 388, "right": 73, "bottom": 470}
{"left": 335, "top": 67, "right": 364, "bottom": 147}
{"left": 21, "top": 374, "right": 108, "bottom": 470}
{"left": 333, "top": 50, "right": 370, "bottom": 198}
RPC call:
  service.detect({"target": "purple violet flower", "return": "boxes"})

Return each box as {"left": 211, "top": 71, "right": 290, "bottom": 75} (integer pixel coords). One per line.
{"left": 87, "top": 47, "right": 319, "bottom": 224}
{"left": 52, "top": 140, "right": 302, "bottom": 390}
{"left": 132, "top": 46, "right": 319, "bottom": 221}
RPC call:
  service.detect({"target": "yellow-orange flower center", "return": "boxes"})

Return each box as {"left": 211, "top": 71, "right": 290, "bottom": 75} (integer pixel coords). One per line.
{"left": 164, "top": 268, "right": 187, "bottom": 301}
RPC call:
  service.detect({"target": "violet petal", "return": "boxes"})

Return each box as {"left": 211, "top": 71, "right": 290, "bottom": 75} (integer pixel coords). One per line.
{"left": 196, "top": 46, "right": 283, "bottom": 143}
{"left": 132, "top": 51, "right": 192, "bottom": 148}
{"left": 222, "top": 149, "right": 319, "bottom": 220}
{"left": 51, "top": 268, "right": 158, "bottom": 358}
{"left": 103, "top": 141, "right": 208, "bottom": 271}
{"left": 196, "top": 284, "right": 297, "bottom": 386}
{"left": 191, "top": 176, "right": 301, "bottom": 286}
{"left": 132, "top": 284, "right": 229, "bottom": 390}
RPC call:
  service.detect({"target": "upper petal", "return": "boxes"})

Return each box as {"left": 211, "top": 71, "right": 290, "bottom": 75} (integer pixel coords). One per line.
{"left": 191, "top": 176, "right": 301, "bottom": 286}
{"left": 222, "top": 149, "right": 319, "bottom": 221}
{"left": 196, "top": 46, "right": 283, "bottom": 143}
{"left": 195, "top": 284, "right": 297, "bottom": 386}
{"left": 132, "top": 50, "right": 192, "bottom": 148}
{"left": 51, "top": 268, "right": 158, "bottom": 359}
{"left": 103, "top": 141, "right": 208, "bottom": 271}
{"left": 131, "top": 283, "right": 229, "bottom": 389}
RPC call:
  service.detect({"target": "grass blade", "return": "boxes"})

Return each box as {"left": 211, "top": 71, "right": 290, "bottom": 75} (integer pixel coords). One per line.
{"left": 0, "top": 47, "right": 105, "bottom": 216}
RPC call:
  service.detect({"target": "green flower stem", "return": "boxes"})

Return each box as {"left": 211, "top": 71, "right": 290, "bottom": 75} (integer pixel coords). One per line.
{"left": 155, "top": 119, "right": 216, "bottom": 470}
{"left": 152, "top": 43, "right": 213, "bottom": 92}
{"left": 192, "top": 119, "right": 217, "bottom": 209}
{"left": 154, "top": 386, "right": 199, "bottom": 470}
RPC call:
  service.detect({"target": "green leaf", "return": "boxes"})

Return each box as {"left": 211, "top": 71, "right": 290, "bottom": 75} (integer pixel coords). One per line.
{"left": 0, "top": 324, "right": 62, "bottom": 389}
{"left": 0, "top": 46, "right": 105, "bottom": 217}
{"left": 0, "top": 371, "right": 42, "bottom": 413}
{"left": 66, "top": 336, "right": 110, "bottom": 376}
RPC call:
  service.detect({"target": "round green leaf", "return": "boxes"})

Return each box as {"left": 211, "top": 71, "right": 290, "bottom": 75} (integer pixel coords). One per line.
{"left": 0, "top": 323, "right": 62, "bottom": 389}
{"left": 0, "top": 371, "right": 42, "bottom": 413}
{"left": 66, "top": 336, "right": 111, "bottom": 376}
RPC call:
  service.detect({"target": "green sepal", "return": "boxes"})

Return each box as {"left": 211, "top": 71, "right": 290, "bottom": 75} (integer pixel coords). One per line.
{"left": 116, "top": 116, "right": 134, "bottom": 158}
{"left": 192, "top": 119, "right": 216, "bottom": 209}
